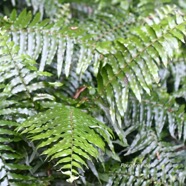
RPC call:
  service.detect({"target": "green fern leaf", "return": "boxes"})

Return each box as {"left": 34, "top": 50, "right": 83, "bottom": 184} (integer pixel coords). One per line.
{"left": 17, "top": 105, "right": 114, "bottom": 183}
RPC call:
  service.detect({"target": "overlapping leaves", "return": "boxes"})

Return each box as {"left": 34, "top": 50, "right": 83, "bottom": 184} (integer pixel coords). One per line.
{"left": 0, "top": 2, "right": 185, "bottom": 185}
{"left": 0, "top": 30, "right": 51, "bottom": 185}
{"left": 2, "top": 5, "right": 185, "bottom": 122}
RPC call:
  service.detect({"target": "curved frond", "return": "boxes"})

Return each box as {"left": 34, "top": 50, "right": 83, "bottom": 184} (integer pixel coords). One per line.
{"left": 96, "top": 5, "right": 186, "bottom": 122}
{"left": 2, "top": 6, "right": 184, "bottom": 117}
{"left": 1, "top": 9, "right": 98, "bottom": 77}
{"left": 135, "top": 0, "right": 175, "bottom": 18}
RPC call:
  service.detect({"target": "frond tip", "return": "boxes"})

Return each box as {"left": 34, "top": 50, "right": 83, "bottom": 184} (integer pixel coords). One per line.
{"left": 17, "top": 105, "right": 114, "bottom": 183}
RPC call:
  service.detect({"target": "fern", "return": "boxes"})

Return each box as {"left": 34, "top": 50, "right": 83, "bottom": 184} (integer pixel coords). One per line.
{"left": 17, "top": 104, "right": 113, "bottom": 182}
{"left": 1, "top": 9, "right": 97, "bottom": 77}
{"left": 0, "top": 119, "right": 48, "bottom": 185}
{"left": 106, "top": 129, "right": 186, "bottom": 186}
{"left": 97, "top": 5, "right": 186, "bottom": 122}
{"left": 0, "top": 29, "right": 51, "bottom": 185}
{"left": 0, "top": 29, "right": 52, "bottom": 121}
{"left": 0, "top": 1, "right": 185, "bottom": 185}
{"left": 123, "top": 90, "right": 186, "bottom": 141}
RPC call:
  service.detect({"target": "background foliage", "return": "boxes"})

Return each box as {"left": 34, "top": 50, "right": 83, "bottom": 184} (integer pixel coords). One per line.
{"left": 0, "top": 0, "right": 186, "bottom": 185}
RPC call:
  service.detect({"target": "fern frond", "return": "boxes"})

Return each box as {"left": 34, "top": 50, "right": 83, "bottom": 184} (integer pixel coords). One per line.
{"left": 1, "top": 9, "right": 98, "bottom": 77}
{"left": 1, "top": 7, "right": 134, "bottom": 79}
{"left": 17, "top": 105, "right": 114, "bottom": 183}
{"left": 123, "top": 89, "right": 186, "bottom": 142}
{"left": 143, "top": 4, "right": 182, "bottom": 25}
{"left": 0, "top": 120, "right": 46, "bottom": 186}
{"left": 4, "top": 5, "right": 184, "bottom": 112}
{"left": 0, "top": 30, "right": 55, "bottom": 121}
{"left": 0, "top": 2, "right": 185, "bottom": 185}
{"left": 96, "top": 5, "right": 186, "bottom": 123}
{"left": 106, "top": 130, "right": 186, "bottom": 186}
{"left": 10, "top": 0, "right": 62, "bottom": 19}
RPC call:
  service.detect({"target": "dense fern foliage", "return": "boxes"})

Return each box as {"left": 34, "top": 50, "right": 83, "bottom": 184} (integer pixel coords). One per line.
{"left": 0, "top": 0, "right": 186, "bottom": 185}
